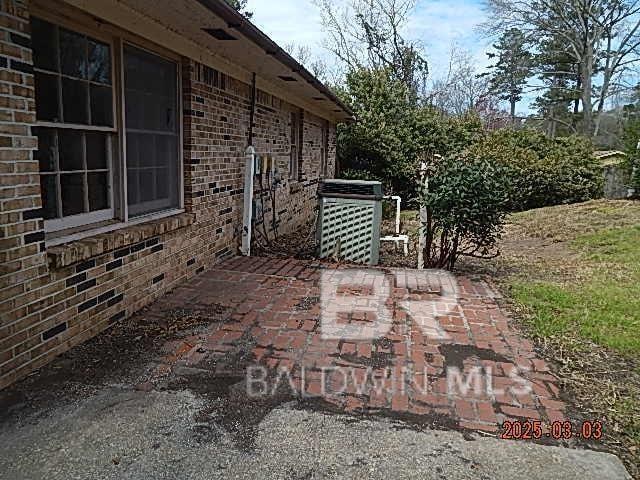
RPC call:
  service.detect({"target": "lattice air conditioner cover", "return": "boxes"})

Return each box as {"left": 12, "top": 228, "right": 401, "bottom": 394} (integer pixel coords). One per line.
{"left": 317, "top": 180, "right": 383, "bottom": 265}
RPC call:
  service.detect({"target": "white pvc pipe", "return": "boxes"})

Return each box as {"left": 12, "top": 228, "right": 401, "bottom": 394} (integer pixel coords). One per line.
{"left": 383, "top": 195, "right": 402, "bottom": 235}
{"left": 241, "top": 146, "right": 256, "bottom": 256}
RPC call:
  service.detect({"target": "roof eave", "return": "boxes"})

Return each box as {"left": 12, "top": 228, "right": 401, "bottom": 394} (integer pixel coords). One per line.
{"left": 195, "top": 0, "right": 354, "bottom": 122}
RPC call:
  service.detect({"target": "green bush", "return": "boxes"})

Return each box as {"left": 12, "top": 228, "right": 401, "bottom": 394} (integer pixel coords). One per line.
{"left": 339, "top": 169, "right": 382, "bottom": 182}
{"left": 469, "top": 129, "right": 603, "bottom": 211}
{"left": 335, "top": 68, "right": 484, "bottom": 203}
{"left": 419, "top": 154, "right": 512, "bottom": 270}
{"left": 336, "top": 68, "right": 420, "bottom": 198}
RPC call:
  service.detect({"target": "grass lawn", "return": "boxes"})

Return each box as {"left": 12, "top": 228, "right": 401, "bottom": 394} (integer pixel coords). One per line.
{"left": 390, "top": 200, "right": 640, "bottom": 471}
{"left": 464, "top": 200, "right": 640, "bottom": 472}
{"left": 511, "top": 224, "right": 640, "bottom": 354}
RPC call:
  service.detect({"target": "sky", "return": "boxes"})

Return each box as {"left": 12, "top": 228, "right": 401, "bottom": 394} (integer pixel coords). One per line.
{"left": 247, "top": 0, "right": 494, "bottom": 87}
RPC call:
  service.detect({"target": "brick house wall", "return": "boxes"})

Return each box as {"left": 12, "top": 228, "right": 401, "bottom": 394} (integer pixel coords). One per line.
{"left": 0, "top": 0, "right": 337, "bottom": 389}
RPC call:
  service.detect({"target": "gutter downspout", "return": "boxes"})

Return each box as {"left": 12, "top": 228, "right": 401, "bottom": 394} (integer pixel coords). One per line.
{"left": 241, "top": 146, "right": 256, "bottom": 256}
{"left": 241, "top": 73, "right": 258, "bottom": 256}
{"left": 249, "top": 73, "right": 256, "bottom": 145}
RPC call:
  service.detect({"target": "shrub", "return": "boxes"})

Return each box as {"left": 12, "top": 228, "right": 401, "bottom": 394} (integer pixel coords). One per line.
{"left": 419, "top": 154, "right": 512, "bottom": 270}
{"left": 469, "top": 129, "right": 603, "bottom": 211}
{"left": 339, "top": 169, "right": 382, "bottom": 182}
{"left": 335, "top": 68, "right": 485, "bottom": 203}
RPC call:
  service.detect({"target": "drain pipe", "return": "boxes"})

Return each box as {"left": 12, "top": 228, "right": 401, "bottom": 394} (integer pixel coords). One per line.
{"left": 381, "top": 195, "right": 409, "bottom": 256}
{"left": 241, "top": 146, "right": 256, "bottom": 256}
{"left": 384, "top": 195, "right": 402, "bottom": 235}
{"left": 241, "top": 73, "right": 258, "bottom": 256}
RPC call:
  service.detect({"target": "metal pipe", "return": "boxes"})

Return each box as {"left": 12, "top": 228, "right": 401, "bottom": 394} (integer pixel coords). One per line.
{"left": 241, "top": 146, "right": 256, "bottom": 256}
{"left": 248, "top": 72, "right": 256, "bottom": 145}
{"left": 383, "top": 195, "right": 402, "bottom": 234}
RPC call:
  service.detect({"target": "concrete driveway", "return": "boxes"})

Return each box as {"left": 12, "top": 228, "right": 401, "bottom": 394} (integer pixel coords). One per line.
{"left": 0, "top": 257, "right": 631, "bottom": 479}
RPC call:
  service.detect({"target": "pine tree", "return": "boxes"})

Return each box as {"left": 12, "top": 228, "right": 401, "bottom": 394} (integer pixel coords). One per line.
{"left": 532, "top": 32, "right": 582, "bottom": 137}
{"left": 484, "top": 28, "right": 533, "bottom": 123}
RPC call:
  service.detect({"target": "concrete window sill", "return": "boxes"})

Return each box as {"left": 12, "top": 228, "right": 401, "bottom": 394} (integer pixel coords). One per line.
{"left": 46, "top": 212, "right": 195, "bottom": 269}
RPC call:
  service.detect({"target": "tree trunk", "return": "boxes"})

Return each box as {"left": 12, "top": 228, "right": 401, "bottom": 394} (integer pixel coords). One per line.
{"left": 581, "top": 45, "right": 594, "bottom": 136}
{"left": 510, "top": 97, "right": 517, "bottom": 125}
{"left": 574, "top": 68, "right": 581, "bottom": 115}
{"left": 594, "top": 67, "right": 613, "bottom": 138}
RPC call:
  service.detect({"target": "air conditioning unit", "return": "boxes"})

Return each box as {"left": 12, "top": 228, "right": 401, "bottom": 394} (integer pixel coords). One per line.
{"left": 317, "top": 179, "right": 383, "bottom": 265}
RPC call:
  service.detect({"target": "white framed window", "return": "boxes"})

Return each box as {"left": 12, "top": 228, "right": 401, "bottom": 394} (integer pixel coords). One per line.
{"left": 321, "top": 121, "right": 329, "bottom": 178}
{"left": 289, "top": 110, "right": 302, "bottom": 180}
{"left": 31, "top": 15, "right": 183, "bottom": 235}
{"left": 123, "top": 44, "right": 181, "bottom": 218}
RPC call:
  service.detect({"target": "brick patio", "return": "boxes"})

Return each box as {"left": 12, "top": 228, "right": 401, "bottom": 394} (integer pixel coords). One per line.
{"left": 140, "top": 256, "right": 567, "bottom": 434}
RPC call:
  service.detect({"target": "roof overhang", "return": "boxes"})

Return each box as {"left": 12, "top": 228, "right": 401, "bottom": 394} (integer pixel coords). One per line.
{"left": 57, "top": 0, "right": 354, "bottom": 123}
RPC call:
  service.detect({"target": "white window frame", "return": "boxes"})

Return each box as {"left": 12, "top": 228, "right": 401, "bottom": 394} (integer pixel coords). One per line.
{"left": 33, "top": 17, "right": 118, "bottom": 233}
{"left": 289, "top": 110, "right": 301, "bottom": 180}
{"left": 120, "top": 40, "right": 184, "bottom": 221}
{"left": 32, "top": 9, "right": 184, "bottom": 239}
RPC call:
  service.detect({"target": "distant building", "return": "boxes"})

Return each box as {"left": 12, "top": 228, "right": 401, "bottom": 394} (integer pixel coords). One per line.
{"left": 594, "top": 151, "right": 631, "bottom": 199}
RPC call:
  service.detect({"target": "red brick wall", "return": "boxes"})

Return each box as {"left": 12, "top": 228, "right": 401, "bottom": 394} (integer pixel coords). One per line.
{"left": 0, "top": 0, "right": 337, "bottom": 390}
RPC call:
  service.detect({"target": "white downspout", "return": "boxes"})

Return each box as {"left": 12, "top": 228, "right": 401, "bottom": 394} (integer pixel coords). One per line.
{"left": 241, "top": 146, "right": 256, "bottom": 256}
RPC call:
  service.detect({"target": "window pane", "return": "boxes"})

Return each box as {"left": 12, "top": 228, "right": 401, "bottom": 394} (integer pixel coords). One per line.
{"left": 124, "top": 46, "right": 177, "bottom": 133}
{"left": 87, "top": 172, "right": 109, "bottom": 211}
{"left": 86, "top": 132, "right": 107, "bottom": 169}
{"left": 88, "top": 40, "right": 111, "bottom": 84}
{"left": 127, "top": 169, "right": 139, "bottom": 206}
{"left": 35, "top": 72, "right": 60, "bottom": 122}
{"left": 90, "top": 84, "right": 113, "bottom": 127}
{"left": 62, "top": 78, "right": 88, "bottom": 124}
{"left": 126, "top": 132, "right": 140, "bottom": 168}
{"left": 59, "top": 28, "right": 87, "bottom": 79}
{"left": 58, "top": 130, "right": 84, "bottom": 171}
{"left": 40, "top": 174, "right": 58, "bottom": 220}
{"left": 34, "top": 127, "right": 56, "bottom": 172}
{"left": 61, "top": 173, "right": 85, "bottom": 216}
{"left": 31, "top": 17, "right": 58, "bottom": 72}
{"left": 124, "top": 46, "right": 180, "bottom": 217}
{"left": 140, "top": 134, "right": 156, "bottom": 168}
{"left": 156, "top": 168, "right": 169, "bottom": 199}
{"left": 139, "top": 169, "right": 155, "bottom": 203}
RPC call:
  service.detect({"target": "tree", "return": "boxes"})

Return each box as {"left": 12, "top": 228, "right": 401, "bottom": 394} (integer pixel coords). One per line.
{"left": 419, "top": 155, "right": 512, "bottom": 270}
{"left": 484, "top": 0, "right": 640, "bottom": 136}
{"left": 336, "top": 67, "right": 421, "bottom": 195}
{"left": 483, "top": 28, "right": 533, "bottom": 123}
{"left": 314, "top": 0, "right": 428, "bottom": 100}
{"left": 427, "top": 46, "right": 492, "bottom": 116}
{"left": 532, "top": 32, "right": 581, "bottom": 137}
{"left": 283, "top": 43, "right": 332, "bottom": 84}
{"left": 224, "top": 0, "right": 253, "bottom": 18}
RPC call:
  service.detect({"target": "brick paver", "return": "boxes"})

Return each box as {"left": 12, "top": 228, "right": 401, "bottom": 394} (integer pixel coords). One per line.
{"left": 142, "top": 256, "right": 567, "bottom": 435}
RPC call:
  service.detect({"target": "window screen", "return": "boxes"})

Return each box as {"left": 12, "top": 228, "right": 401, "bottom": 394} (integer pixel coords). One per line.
{"left": 124, "top": 45, "right": 180, "bottom": 217}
